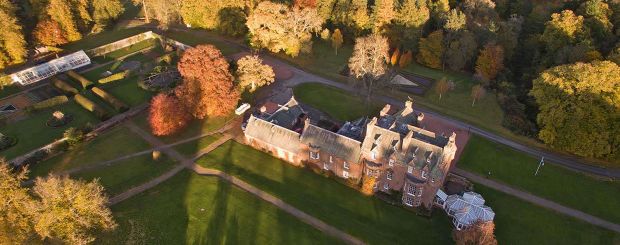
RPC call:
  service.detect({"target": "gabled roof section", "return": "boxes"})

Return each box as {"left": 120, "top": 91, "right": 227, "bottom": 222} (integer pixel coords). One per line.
{"left": 266, "top": 96, "right": 305, "bottom": 130}
{"left": 245, "top": 115, "right": 301, "bottom": 153}
{"left": 301, "top": 124, "right": 361, "bottom": 163}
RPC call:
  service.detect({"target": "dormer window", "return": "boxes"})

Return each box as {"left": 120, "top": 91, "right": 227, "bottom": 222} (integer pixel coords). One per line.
{"left": 384, "top": 182, "right": 389, "bottom": 190}
{"left": 407, "top": 166, "right": 413, "bottom": 174}
{"left": 387, "top": 170, "right": 393, "bottom": 180}
{"left": 323, "top": 162, "right": 330, "bottom": 170}
{"left": 310, "top": 151, "right": 319, "bottom": 160}
{"left": 422, "top": 171, "right": 428, "bottom": 179}
{"left": 426, "top": 152, "right": 434, "bottom": 163}
{"left": 371, "top": 150, "right": 377, "bottom": 160}
{"left": 389, "top": 159, "right": 394, "bottom": 166}
{"left": 329, "top": 156, "right": 333, "bottom": 163}
{"left": 343, "top": 161, "right": 349, "bottom": 170}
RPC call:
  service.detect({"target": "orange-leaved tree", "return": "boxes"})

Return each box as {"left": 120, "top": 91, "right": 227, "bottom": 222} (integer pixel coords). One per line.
{"left": 148, "top": 93, "right": 192, "bottom": 136}
{"left": 33, "top": 19, "right": 68, "bottom": 47}
{"left": 452, "top": 221, "right": 498, "bottom": 245}
{"left": 175, "top": 45, "right": 240, "bottom": 119}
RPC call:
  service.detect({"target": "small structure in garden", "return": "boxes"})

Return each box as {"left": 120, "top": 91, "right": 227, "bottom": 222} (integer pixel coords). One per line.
{"left": 438, "top": 191, "right": 495, "bottom": 230}
{"left": 9, "top": 50, "right": 91, "bottom": 85}
{"left": 0, "top": 132, "right": 16, "bottom": 151}
{"left": 139, "top": 65, "right": 180, "bottom": 91}
{"left": 47, "top": 111, "right": 72, "bottom": 127}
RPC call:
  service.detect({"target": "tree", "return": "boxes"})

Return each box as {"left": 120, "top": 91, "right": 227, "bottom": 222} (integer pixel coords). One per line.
{"left": 399, "top": 50, "right": 412, "bottom": 68}
{"left": 371, "top": 0, "right": 395, "bottom": 32}
{"left": 236, "top": 55, "right": 275, "bottom": 92}
{"left": 541, "top": 10, "right": 591, "bottom": 52}
{"left": 578, "top": 0, "right": 614, "bottom": 51}
{"left": 496, "top": 15, "right": 523, "bottom": 61}
{"left": 396, "top": 0, "right": 430, "bottom": 46}
{"left": 218, "top": 7, "right": 248, "bottom": 37}
{"left": 435, "top": 77, "right": 450, "bottom": 100}
{"left": 63, "top": 127, "right": 84, "bottom": 147}
{"left": 470, "top": 84, "right": 485, "bottom": 106}
{"left": 452, "top": 221, "right": 498, "bottom": 245}
{"left": 0, "top": 160, "right": 37, "bottom": 244}
{"left": 138, "top": 0, "right": 181, "bottom": 30}
{"left": 91, "top": 0, "right": 124, "bottom": 27}
{"left": 331, "top": 28, "right": 343, "bottom": 55}
{"left": 417, "top": 30, "right": 444, "bottom": 69}
{"left": 320, "top": 28, "right": 330, "bottom": 40}
{"left": 0, "top": 0, "right": 27, "bottom": 68}
{"left": 33, "top": 175, "right": 116, "bottom": 244}
{"left": 46, "top": 0, "right": 81, "bottom": 41}
{"left": 445, "top": 30, "right": 477, "bottom": 71}
{"left": 33, "top": 19, "right": 68, "bottom": 47}
{"left": 390, "top": 48, "right": 400, "bottom": 66}
{"left": 246, "top": 2, "right": 323, "bottom": 57}
{"left": 360, "top": 176, "right": 376, "bottom": 195}
{"left": 180, "top": 0, "right": 245, "bottom": 30}
{"left": 530, "top": 61, "right": 620, "bottom": 160}
{"left": 443, "top": 9, "right": 467, "bottom": 32}
{"left": 294, "top": 0, "right": 317, "bottom": 8}
{"left": 175, "top": 45, "right": 240, "bottom": 118}
{"left": 475, "top": 43, "right": 504, "bottom": 82}
{"left": 149, "top": 93, "right": 192, "bottom": 136}
{"left": 316, "top": 0, "right": 337, "bottom": 21}
{"left": 351, "top": 0, "right": 370, "bottom": 31}
{"left": 348, "top": 34, "right": 390, "bottom": 103}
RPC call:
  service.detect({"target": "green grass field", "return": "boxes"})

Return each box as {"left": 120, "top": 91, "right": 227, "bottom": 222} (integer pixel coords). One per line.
{"left": 458, "top": 136, "right": 620, "bottom": 224}
{"left": 474, "top": 184, "right": 619, "bottom": 244}
{"left": 0, "top": 101, "right": 98, "bottom": 160}
{"left": 29, "top": 126, "right": 152, "bottom": 178}
{"left": 62, "top": 28, "right": 147, "bottom": 52}
{"left": 72, "top": 154, "right": 177, "bottom": 196}
{"left": 197, "top": 141, "right": 453, "bottom": 245}
{"left": 133, "top": 112, "right": 234, "bottom": 144}
{"left": 293, "top": 83, "right": 382, "bottom": 121}
{"left": 161, "top": 29, "right": 241, "bottom": 56}
{"left": 99, "top": 170, "right": 343, "bottom": 244}
{"left": 173, "top": 133, "right": 223, "bottom": 157}
{"left": 274, "top": 40, "right": 353, "bottom": 83}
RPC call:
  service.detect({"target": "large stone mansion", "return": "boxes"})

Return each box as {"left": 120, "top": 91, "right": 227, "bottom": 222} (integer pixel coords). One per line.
{"left": 243, "top": 96, "right": 458, "bottom": 209}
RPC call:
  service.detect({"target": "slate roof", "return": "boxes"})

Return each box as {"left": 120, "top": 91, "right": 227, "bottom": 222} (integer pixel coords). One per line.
{"left": 301, "top": 124, "right": 362, "bottom": 163}
{"left": 245, "top": 115, "right": 301, "bottom": 153}
{"left": 445, "top": 191, "right": 495, "bottom": 226}
{"left": 266, "top": 97, "right": 305, "bottom": 130}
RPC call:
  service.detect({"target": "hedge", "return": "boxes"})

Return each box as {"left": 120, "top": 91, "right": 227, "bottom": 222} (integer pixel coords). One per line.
{"left": 110, "top": 59, "right": 124, "bottom": 71}
{"left": 73, "top": 94, "right": 110, "bottom": 120}
{"left": 91, "top": 87, "right": 129, "bottom": 112}
{"left": 52, "top": 78, "right": 79, "bottom": 95}
{"left": 28, "top": 95, "right": 69, "bottom": 112}
{"left": 98, "top": 70, "right": 130, "bottom": 84}
{"left": 67, "top": 70, "right": 94, "bottom": 89}
{"left": 156, "top": 53, "right": 174, "bottom": 64}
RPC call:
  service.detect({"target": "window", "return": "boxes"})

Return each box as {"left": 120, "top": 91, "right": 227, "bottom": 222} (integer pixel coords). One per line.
{"left": 422, "top": 171, "right": 427, "bottom": 179}
{"left": 384, "top": 182, "right": 389, "bottom": 190}
{"left": 323, "top": 162, "right": 330, "bottom": 170}
{"left": 371, "top": 150, "right": 377, "bottom": 160}
{"left": 310, "top": 151, "right": 319, "bottom": 160}
{"left": 343, "top": 171, "right": 349, "bottom": 178}
{"left": 387, "top": 170, "right": 393, "bottom": 180}
{"left": 431, "top": 177, "right": 436, "bottom": 183}
{"left": 329, "top": 156, "right": 333, "bottom": 163}
{"left": 373, "top": 182, "right": 378, "bottom": 189}
{"left": 389, "top": 159, "right": 394, "bottom": 166}
{"left": 407, "top": 166, "right": 413, "bottom": 174}
{"left": 407, "top": 184, "right": 416, "bottom": 196}
{"left": 405, "top": 196, "right": 414, "bottom": 206}
{"left": 343, "top": 161, "right": 349, "bottom": 169}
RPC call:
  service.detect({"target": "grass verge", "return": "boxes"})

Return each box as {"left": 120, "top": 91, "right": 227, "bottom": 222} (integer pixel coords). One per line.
{"left": 293, "top": 83, "right": 382, "bottom": 121}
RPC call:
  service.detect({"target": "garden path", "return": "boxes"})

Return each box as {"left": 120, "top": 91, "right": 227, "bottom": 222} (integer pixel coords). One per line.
{"left": 110, "top": 120, "right": 365, "bottom": 245}
{"left": 453, "top": 168, "right": 620, "bottom": 233}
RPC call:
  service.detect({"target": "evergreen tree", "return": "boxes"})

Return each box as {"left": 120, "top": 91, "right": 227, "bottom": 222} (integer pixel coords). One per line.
{"left": 47, "top": 0, "right": 81, "bottom": 41}
{"left": 417, "top": 30, "right": 444, "bottom": 69}
{"left": 91, "top": 0, "right": 124, "bottom": 27}
{"left": 372, "top": 0, "right": 395, "bottom": 33}
{"left": 0, "top": 0, "right": 27, "bottom": 69}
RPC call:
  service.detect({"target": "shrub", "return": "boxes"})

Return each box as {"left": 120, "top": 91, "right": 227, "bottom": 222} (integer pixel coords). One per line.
{"left": 0, "top": 133, "right": 16, "bottom": 150}
{"left": 91, "top": 87, "right": 129, "bottom": 112}
{"left": 23, "top": 149, "right": 49, "bottom": 165}
{"left": 46, "top": 111, "right": 72, "bottom": 127}
{"left": 28, "top": 96, "right": 69, "bottom": 112}
{"left": 73, "top": 94, "right": 110, "bottom": 120}
{"left": 98, "top": 70, "right": 130, "bottom": 84}
{"left": 110, "top": 59, "right": 124, "bottom": 71}
{"left": 156, "top": 53, "right": 174, "bottom": 65}
{"left": 52, "top": 78, "right": 79, "bottom": 95}
{"left": 66, "top": 70, "right": 94, "bottom": 89}
{"left": 63, "top": 127, "right": 84, "bottom": 147}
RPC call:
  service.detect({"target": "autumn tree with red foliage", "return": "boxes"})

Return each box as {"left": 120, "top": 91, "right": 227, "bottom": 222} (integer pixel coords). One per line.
{"left": 294, "top": 0, "right": 316, "bottom": 8}
{"left": 452, "top": 221, "right": 498, "bottom": 245}
{"left": 148, "top": 93, "right": 192, "bottom": 136}
{"left": 33, "top": 19, "right": 68, "bottom": 47}
{"left": 175, "top": 45, "right": 240, "bottom": 119}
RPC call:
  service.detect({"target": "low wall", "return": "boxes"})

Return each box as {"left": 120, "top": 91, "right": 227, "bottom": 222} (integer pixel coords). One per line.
{"left": 87, "top": 31, "right": 191, "bottom": 57}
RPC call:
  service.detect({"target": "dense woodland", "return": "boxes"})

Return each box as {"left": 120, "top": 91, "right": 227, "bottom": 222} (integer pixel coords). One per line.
{"left": 0, "top": 0, "right": 618, "bottom": 162}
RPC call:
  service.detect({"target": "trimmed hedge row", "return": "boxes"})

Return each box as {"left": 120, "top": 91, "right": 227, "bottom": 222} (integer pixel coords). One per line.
{"left": 28, "top": 95, "right": 69, "bottom": 112}
{"left": 91, "top": 87, "right": 129, "bottom": 112}
{"left": 110, "top": 59, "right": 124, "bottom": 71}
{"left": 98, "top": 70, "right": 130, "bottom": 84}
{"left": 67, "top": 70, "right": 94, "bottom": 89}
{"left": 52, "top": 78, "right": 79, "bottom": 95}
{"left": 73, "top": 94, "right": 110, "bottom": 120}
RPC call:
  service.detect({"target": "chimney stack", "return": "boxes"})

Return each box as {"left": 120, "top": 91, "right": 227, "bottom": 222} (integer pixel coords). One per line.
{"left": 380, "top": 104, "right": 391, "bottom": 117}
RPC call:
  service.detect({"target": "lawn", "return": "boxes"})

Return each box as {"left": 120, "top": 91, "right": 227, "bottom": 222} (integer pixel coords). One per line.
{"left": 197, "top": 141, "right": 454, "bottom": 245}
{"left": 474, "top": 184, "right": 619, "bottom": 244}
{"left": 173, "top": 133, "right": 223, "bottom": 157}
{"left": 29, "top": 126, "right": 152, "bottom": 178}
{"left": 0, "top": 84, "right": 22, "bottom": 100}
{"left": 99, "top": 170, "right": 343, "bottom": 245}
{"left": 0, "top": 101, "right": 98, "bottom": 160}
{"left": 274, "top": 40, "right": 352, "bottom": 83}
{"left": 458, "top": 135, "right": 620, "bottom": 224}
{"left": 93, "top": 38, "right": 163, "bottom": 63}
{"left": 293, "top": 83, "right": 382, "bottom": 121}
{"left": 62, "top": 28, "right": 148, "bottom": 52}
{"left": 72, "top": 154, "right": 177, "bottom": 196}
{"left": 161, "top": 29, "right": 241, "bottom": 56}
{"left": 101, "top": 76, "right": 153, "bottom": 107}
